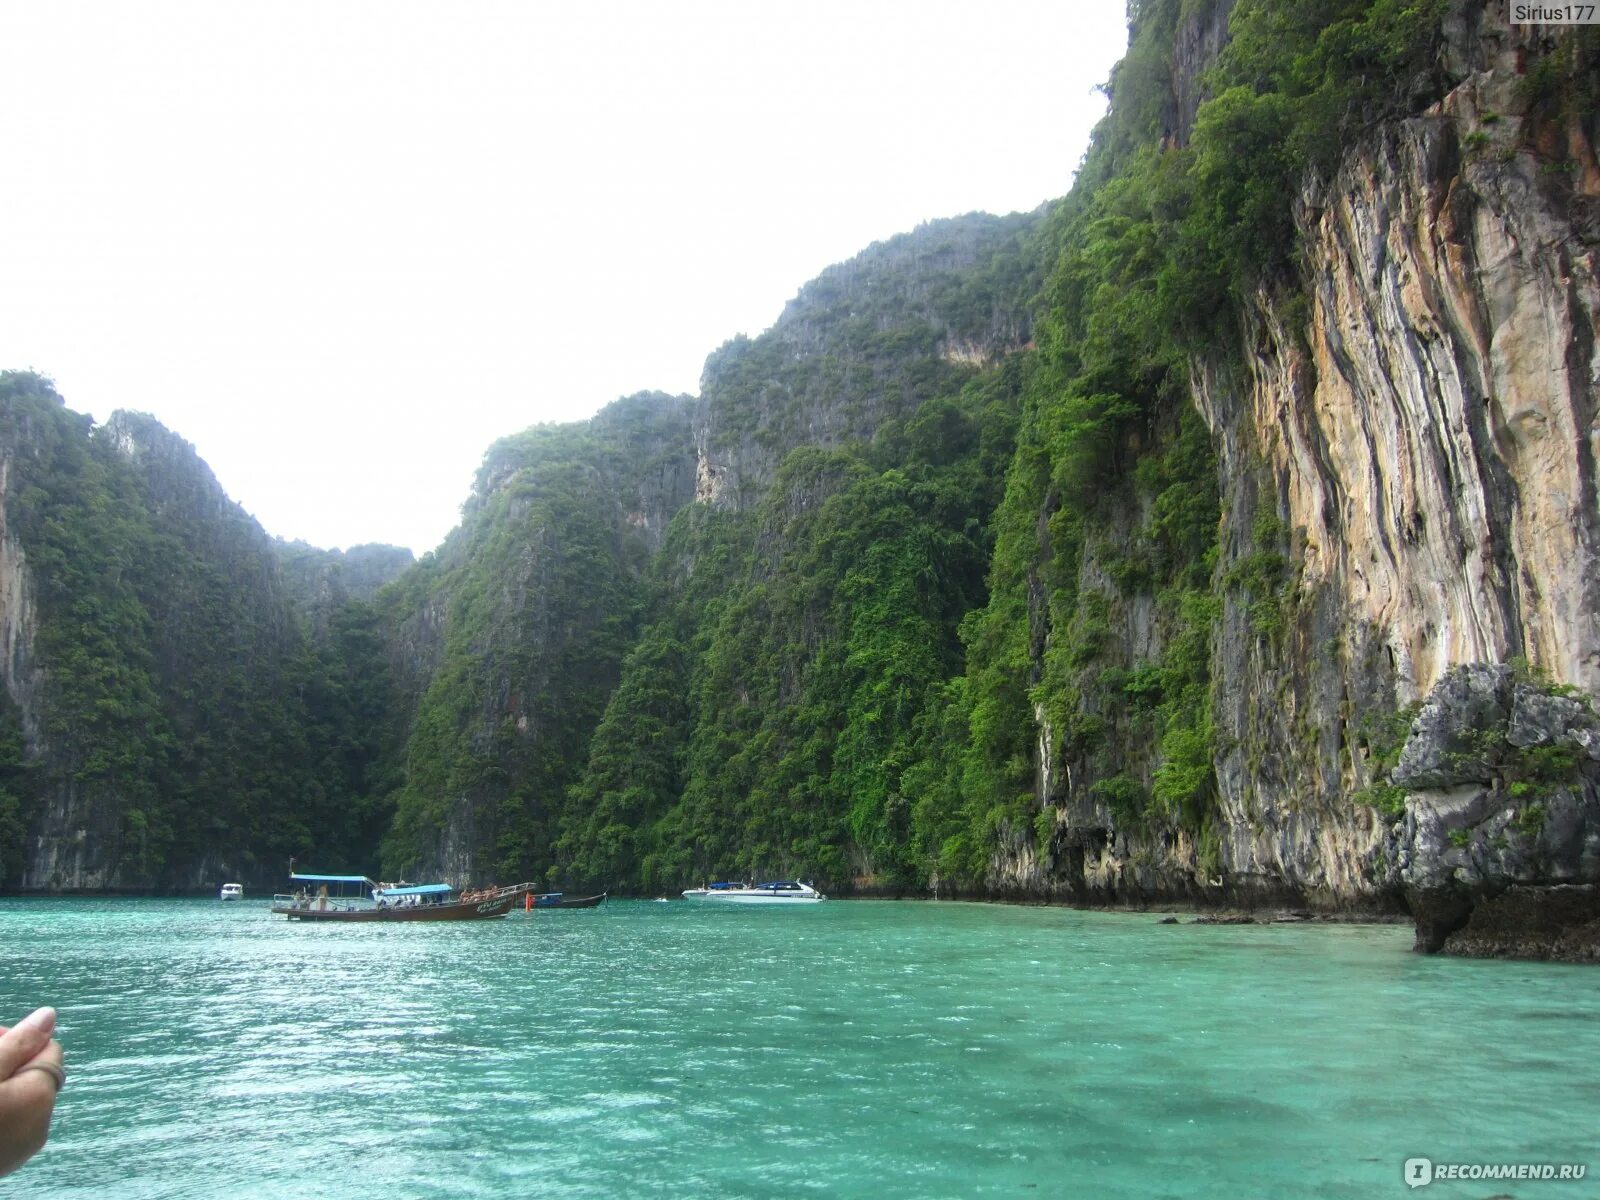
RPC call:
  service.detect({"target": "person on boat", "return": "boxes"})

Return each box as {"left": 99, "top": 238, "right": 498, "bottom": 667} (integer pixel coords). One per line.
{"left": 0, "top": 1007, "right": 65, "bottom": 1178}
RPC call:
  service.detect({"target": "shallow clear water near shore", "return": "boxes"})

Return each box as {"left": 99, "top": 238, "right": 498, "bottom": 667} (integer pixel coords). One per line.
{"left": 2, "top": 897, "right": 1596, "bottom": 1198}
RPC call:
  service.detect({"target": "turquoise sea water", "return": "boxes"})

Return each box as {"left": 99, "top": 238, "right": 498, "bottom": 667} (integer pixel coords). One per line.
{"left": 1, "top": 898, "right": 1597, "bottom": 1199}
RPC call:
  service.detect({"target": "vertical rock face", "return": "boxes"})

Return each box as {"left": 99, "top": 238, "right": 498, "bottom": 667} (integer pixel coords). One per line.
{"left": 1166, "top": 0, "right": 1235, "bottom": 147}
{"left": 693, "top": 213, "right": 1037, "bottom": 511}
{"left": 0, "top": 379, "right": 399, "bottom": 893}
{"left": 1186, "top": 15, "right": 1600, "bottom": 951}
{"left": 1284, "top": 79, "right": 1596, "bottom": 696}
{"left": 0, "top": 458, "right": 42, "bottom": 753}
{"left": 274, "top": 541, "right": 415, "bottom": 638}
{"left": 589, "top": 392, "right": 699, "bottom": 550}
{"left": 380, "top": 392, "right": 701, "bottom": 885}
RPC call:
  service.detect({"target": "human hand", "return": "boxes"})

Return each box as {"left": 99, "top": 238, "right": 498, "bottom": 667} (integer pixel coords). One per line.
{"left": 0, "top": 1007, "right": 65, "bottom": 1177}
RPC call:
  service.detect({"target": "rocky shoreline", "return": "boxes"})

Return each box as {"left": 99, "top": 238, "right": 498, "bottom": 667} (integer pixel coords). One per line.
{"left": 1140, "top": 889, "right": 1600, "bottom": 962}
{"left": 862, "top": 880, "right": 1599, "bottom": 962}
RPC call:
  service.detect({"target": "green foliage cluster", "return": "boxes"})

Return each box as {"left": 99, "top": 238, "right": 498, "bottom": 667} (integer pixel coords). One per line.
{"left": 0, "top": 697, "right": 33, "bottom": 885}
{"left": 699, "top": 214, "right": 1035, "bottom": 467}
{"left": 0, "top": 372, "right": 396, "bottom": 888}
{"left": 1352, "top": 701, "right": 1420, "bottom": 819}
{"left": 557, "top": 365, "right": 1022, "bottom": 892}
{"left": 1043, "top": 0, "right": 1450, "bottom": 365}
{"left": 1504, "top": 741, "right": 1583, "bottom": 803}
{"left": 1516, "top": 26, "right": 1600, "bottom": 126}
{"left": 378, "top": 408, "right": 678, "bottom": 884}
{"left": 1225, "top": 510, "right": 1292, "bottom": 638}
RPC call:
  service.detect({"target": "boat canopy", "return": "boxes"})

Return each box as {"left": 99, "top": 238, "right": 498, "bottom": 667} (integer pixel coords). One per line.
{"left": 378, "top": 883, "right": 455, "bottom": 897}
{"left": 290, "top": 873, "right": 377, "bottom": 886}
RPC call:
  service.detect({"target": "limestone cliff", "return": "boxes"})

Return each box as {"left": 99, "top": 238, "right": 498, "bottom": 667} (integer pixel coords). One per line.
{"left": 1202, "top": 13, "right": 1598, "bottom": 953}
{"left": 0, "top": 457, "right": 43, "bottom": 756}
{"left": 274, "top": 540, "right": 414, "bottom": 639}
{"left": 0, "top": 377, "right": 395, "bottom": 891}
{"left": 378, "top": 392, "right": 699, "bottom": 885}
{"left": 1009, "top": 5, "right": 1600, "bottom": 957}
{"left": 692, "top": 213, "right": 1037, "bottom": 510}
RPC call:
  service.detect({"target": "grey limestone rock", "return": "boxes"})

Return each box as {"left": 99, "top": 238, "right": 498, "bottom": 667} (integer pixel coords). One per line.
{"left": 1392, "top": 664, "right": 1512, "bottom": 789}
{"left": 1507, "top": 684, "right": 1600, "bottom": 760}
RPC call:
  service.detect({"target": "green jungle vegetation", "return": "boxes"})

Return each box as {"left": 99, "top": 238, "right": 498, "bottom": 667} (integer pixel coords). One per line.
{"left": 4, "top": 1, "right": 1578, "bottom": 893}
{"left": 0, "top": 372, "right": 399, "bottom": 886}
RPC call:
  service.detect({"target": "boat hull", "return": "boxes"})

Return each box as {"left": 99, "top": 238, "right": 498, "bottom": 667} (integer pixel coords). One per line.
{"left": 531, "top": 892, "right": 607, "bottom": 909}
{"left": 695, "top": 894, "right": 825, "bottom": 904}
{"left": 274, "top": 895, "right": 516, "bottom": 922}
{"left": 684, "top": 883, "right": 826, "bottom": 904}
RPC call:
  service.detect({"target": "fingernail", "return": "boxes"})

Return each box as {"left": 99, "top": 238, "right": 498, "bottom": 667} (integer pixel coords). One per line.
{"left": 17, "top": 1007, "right": 55, "bottom": 1035}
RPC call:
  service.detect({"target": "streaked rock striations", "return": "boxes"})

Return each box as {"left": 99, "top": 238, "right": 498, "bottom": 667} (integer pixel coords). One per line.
{"left": 1027, "top": 8, "right": 1600, "bottom": 956}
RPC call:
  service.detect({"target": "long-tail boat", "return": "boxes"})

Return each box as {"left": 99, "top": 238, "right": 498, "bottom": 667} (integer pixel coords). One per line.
{"left": 271, "top": 873, "right": 529, "bottom": 922}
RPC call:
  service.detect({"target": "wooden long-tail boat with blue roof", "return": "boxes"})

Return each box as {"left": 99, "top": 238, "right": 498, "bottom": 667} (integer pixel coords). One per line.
{"left": 270, "top": 872, "right": 524, "bottom": 922}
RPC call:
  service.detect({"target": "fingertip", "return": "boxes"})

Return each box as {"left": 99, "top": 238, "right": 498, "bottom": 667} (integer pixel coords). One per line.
{"left": 21, "top": 1008, "right": 56, "bottom": 1034}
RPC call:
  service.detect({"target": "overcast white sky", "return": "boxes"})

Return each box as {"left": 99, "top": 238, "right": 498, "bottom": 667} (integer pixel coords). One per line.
{"left": 0, "top": 1, "right": 1127, "bottom": 555}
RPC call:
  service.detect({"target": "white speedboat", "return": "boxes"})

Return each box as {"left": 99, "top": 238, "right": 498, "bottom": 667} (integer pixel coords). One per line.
{"left": 682, "top": 880, "right": 826, "bottom": 904}
{"left": 219, "top": 883, "right": 244, "bottom": 901}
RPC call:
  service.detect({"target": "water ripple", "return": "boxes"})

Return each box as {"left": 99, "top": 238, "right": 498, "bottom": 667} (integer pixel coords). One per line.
{"left": 1, "top": 899, "right": 1597, "bottom": 1197}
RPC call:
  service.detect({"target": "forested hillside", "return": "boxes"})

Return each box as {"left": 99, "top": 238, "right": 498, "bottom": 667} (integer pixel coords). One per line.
{"left": 4, "top": 1, "right": 1598, "bottom": 957}
{"left": 0, "top": 372, "right": 408, "bottom": 888}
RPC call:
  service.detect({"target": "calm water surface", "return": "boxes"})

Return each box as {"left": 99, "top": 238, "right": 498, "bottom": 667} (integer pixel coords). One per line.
{"left": 1, "top": 898, "right": 1597, "bottom": 1198}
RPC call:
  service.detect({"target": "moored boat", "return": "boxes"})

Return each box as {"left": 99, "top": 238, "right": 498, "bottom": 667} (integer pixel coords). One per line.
{"left": 528, "top": 891, "right": 608, "bottom": 909}
{"left": 219, "top": 883, "right": 244, "bottom": 901}
{"left": 682, "top": 880, "right": 826, "bottom": 904}
{"left": 271, "top": 873, "right": 524, "bottom": 922}
{"left": 681, "top": 882, "right": 737, "bottom": 898}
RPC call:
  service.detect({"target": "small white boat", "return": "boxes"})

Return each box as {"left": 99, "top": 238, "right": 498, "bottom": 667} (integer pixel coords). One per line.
{"left": 219, "top": 883, "right": 244, "bottom": 901}
{"left": 682, "top": 880, "right": 826, "bottom": 904}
